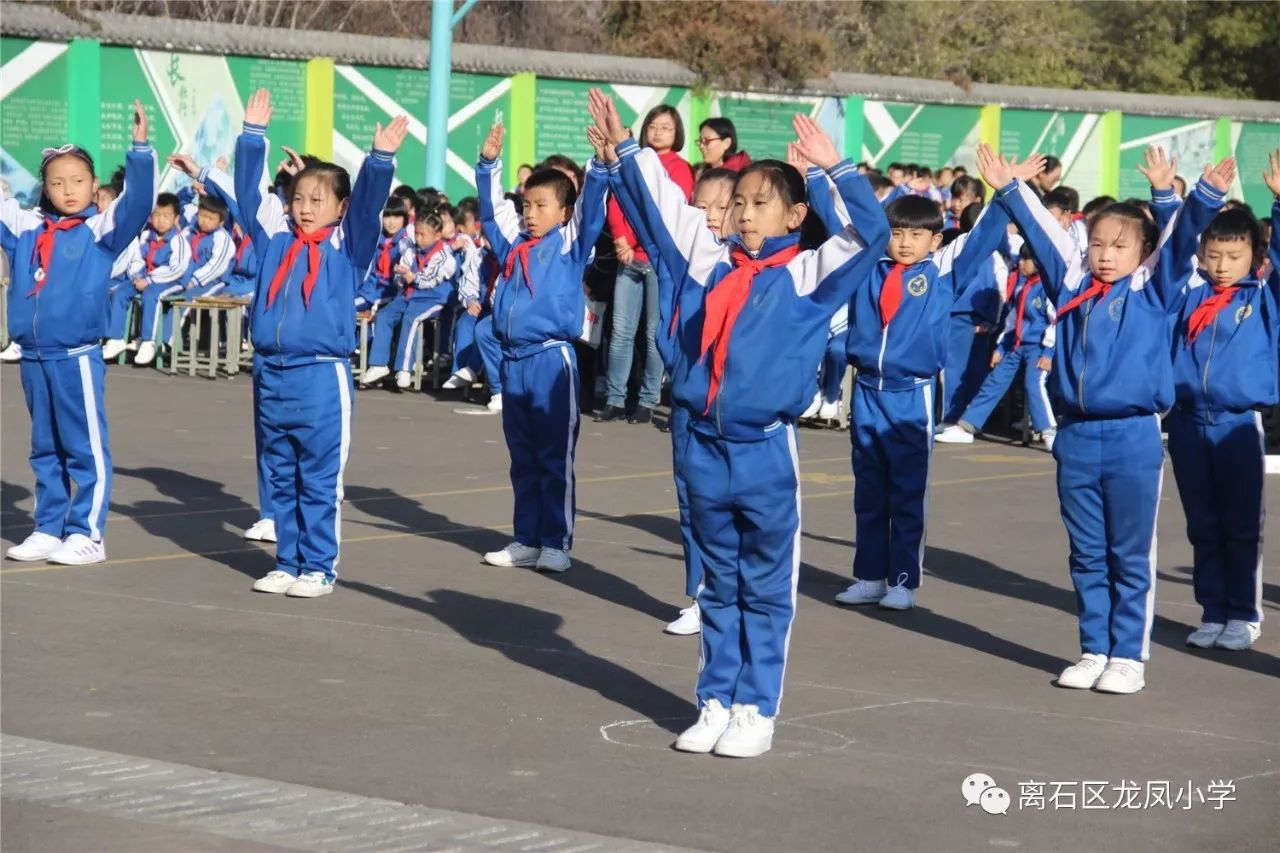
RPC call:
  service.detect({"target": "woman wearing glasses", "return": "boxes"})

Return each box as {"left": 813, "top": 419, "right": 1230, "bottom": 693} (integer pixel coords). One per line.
{"left": 696, "top": 118, "right": 752, "bottom": 173}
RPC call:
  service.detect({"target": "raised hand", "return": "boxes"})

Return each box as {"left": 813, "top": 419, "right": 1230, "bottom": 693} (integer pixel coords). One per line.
{"left": 481, "top": 121, "right": 505, "bottom": 160}
{"left": 276, "top": 146, "right": 307, "bottom": 178}
{"left": 1009, "top": 152, "right": 1047, "bottom": 183}
{"left": 1264, "top": 149, "right": 1280, "bottom": 198}
{"left": 1136, "top": 145, "right": 1177, "bottom": 191}
{"left": 791, "top": 114, "right": 839, "bottom": 171}
{"left": 373, "top": 115, "right": 411, "bottom": 153}
{"left": 215, "top": 155, "right": 229, "bottom": 172}
{"left": 1202, "top": 156, "right": 1236, "bottom": 194}
{"left": 587, "top": 88, "right": 629, "bottom": 145}
{"left": 975, "top": 143, "right": 1014, "bottom": 188}
{"left": 167, "top": 153, "right": 200, "bottom": 177}
{"left": 132, "top": 99, "right": 149, "bottom": 143}
{"left": 586, "top": 125, "right": 617, "bottom": 164}
{"left": 244, "top": 88, "right": 272, "bottom": 127}
{"left": 785, "top": 142, "right": 812, "bottom": 174}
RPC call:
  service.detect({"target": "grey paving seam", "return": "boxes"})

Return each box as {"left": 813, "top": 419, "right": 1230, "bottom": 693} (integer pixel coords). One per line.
{"left": 1, "top": 734, "right": 707, "bottom": 852}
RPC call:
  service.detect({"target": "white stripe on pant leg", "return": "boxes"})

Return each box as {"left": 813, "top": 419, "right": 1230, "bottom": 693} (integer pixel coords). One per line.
{"left": 77, "top": 355, "right": 108, "bottom": 542}
{"left": 774, "top": 423, "right": 804, "bottom": 715}
{"left": 399, "top": 305, "right": 442, "bottom": 373}
{"left": 1037, "top": 367, "right": 1057, "bottom": 429}
{"left": 150, "top": 284, "right": 185, "bottom": 340}
{"left": 330, "top": 362, "right": 353, "bottom": 576}
{"left": 916, "top": 382, "right": 934, "bottom": 587}
{"left": 1140, "top": 415, "right": 1163, "bottom": 661}
{"left": 1253, "top": 411, "right": 1266, "bottom": 623}
{"left": 559, "top": 346, "right": 579, "bottom": 550}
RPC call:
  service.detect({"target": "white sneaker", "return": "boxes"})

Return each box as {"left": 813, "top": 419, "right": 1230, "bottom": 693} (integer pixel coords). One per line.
{"left": 673, "top": 699, "right": 731, "bottom": 753}
{"left": 134, "top": 341, "right": 157, "bottom": 365}
{"left": 243, "top": 518, "right": 277, "bottom": 543}
{"left": 47, "top": 534, "right": 106, "bottom": 565}
{"left": 252, "top": 570, "right": 296, "bottom": 594}
{"left": 713, "top": 704, "right": 775, "bottom": 758}
{"left": 535, "top": 547, "right": 571, "bottom": 572}
{"left": 5, "top": 531, "right": 63, "bottom": 561}
{"left": 817, "top": 399, "right": 841, "bottom": 420}
{"left": 879, "top": 584, "right": 915, "bottom": 610}
{"left": 0, "top": 341, "right": 21, "bottom": 362}
{"left": 1042, "top": 428, "right": 1057, "bottom": 452}
{"left": 286, "top": 571, "right": 334, "bottom": 598}
{"left": 443, "top": 367, "right": 476, "bottom": 389}
{"left": 664, "top": 602, "right": 701, "bottom": 635}
{"left": 834, "top": 579, "right": 887, "bottom": 605}
{"left": 359, "top": 365, "right": 390, "bottom": 385}
{"left": 394, "top": 370, "right": 412, "bottom": 389}
{"left": 483, "top": 542, "right": 540, "bottom": 567}
{"left": 801, "top": 392, "right": 822, "bottom": 419}
{"left": 1214, "top": 620, "right": 1261, "bottom": 651}
{"left": 1094, "top": 658, "right": 1145, "bottom": 694}
{"left": 1056, "top": 653, "right": 1109, "bottom": 689}
{"left": 934, "top": 423, "right": 974, "bottom": 444}
{"left": 1186, "top": 622, "right": 1226, "bottom": 648}
{"left": 486, "top": 393, "right": 503, "bottom": 413}
{"left": 101, "top": 339, "right": 127, "bottom": 360}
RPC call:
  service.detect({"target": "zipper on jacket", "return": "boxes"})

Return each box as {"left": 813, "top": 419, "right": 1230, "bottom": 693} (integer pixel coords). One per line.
{"left": 1201, "top": 317, "right": 1219, "bottom": 425}
{"left": 875, "top": 326, "right": 889, "bottom": 391}
{"left": 275, "top": 267, "right": 290, "bottom": 365}
{"left": 1076, "top": 301, "right": 1090, "bottom": 414}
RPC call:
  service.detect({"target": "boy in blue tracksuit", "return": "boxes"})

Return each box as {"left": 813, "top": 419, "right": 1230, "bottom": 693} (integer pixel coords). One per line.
{"left": 1156, "top": 153, "right": 1278, "bottom": 652}
{"left": 821, "top": 163, "right": 1018, "bottom": 612}
{"left": 107, "top": 194, "right": 191, "bottom": 366}
{"left": 992, "top": 144, "right": 1207, "bottom": 694}
{"left": 180, "top": 194, "right": 236, "bottom": 300}
{"left": 358, "top": 207, "right": 457, "bottom": 390}
{"left": 2, "top": 101, "right": 154, "bottom": 566}
{"left": 937, "top": 243, "right": 1058, "bottom": 448}
{"left": 476, "top": 120, "right": 608, "bottom": 574}
{"left": 443, "top": 233, "right": 486, "bottom": 390}
{"left": 225, "top": 87, "right": 405, "bottom": 598}
{"left": 600, "top": 94, "right": 888, "bottom": 758}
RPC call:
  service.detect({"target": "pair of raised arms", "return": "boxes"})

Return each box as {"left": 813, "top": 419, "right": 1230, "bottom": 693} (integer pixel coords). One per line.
{"left": 1136, "top": 145, "right": 1280, "bottom": 198}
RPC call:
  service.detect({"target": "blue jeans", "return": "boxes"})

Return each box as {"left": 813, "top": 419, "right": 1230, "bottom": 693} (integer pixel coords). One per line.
{"left": 605, "top": 263, "right": 663, "bottom": 409}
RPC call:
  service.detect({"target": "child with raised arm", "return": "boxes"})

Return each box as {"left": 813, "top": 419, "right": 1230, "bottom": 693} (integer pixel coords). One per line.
{"left": 1154, "top": 149, "right": 1277, "bottom": 652}
{"left": 475, "top": 118, "right": 609, "bottom": 574}
{"left": 597, "top": 90, "right": 887, "bottom": 758}
{"left": 2, "top": 101, "right": 154, "bottom": 565}
{"left": 230, "top": 88, "right": 407, "bottom": 597}
{"left": 820, "top": 151, "right": 1033, "bottom": 612}
{"left": 987, "top": 143, "right": 1197, "bottom": 693}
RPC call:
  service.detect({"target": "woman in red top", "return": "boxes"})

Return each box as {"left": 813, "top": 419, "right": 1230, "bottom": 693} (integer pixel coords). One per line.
{"left": 696, "top": 117, "right": 752, "bottom": 172}
{"left": 597, "top": 105, "right": 695, "bottom": 423}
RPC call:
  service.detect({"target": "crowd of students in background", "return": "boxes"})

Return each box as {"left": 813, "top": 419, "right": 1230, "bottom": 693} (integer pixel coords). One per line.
{"left": 3, "top": 89, "right": 1277, "bottom": 760}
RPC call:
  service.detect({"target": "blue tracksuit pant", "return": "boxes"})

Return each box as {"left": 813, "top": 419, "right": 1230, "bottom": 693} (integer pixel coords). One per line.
{"left": 942, "top": 313, "right": 991, "bottom": 422}
{"left": 475, "top": 314, "right": 503, "bottom": 395}
{"left": 139, "top": 281, "right": 187, "bottom": 344}
{"left": 451, "top": 309, "right": 486, "bottom": 376}
{"left": 1167, "top": 408, "right": 1265, "bottom": 625}
{"left": 502, "top": 344, "right": 580, "bottom": 549}
{"left": 687, "top": 423, "right": 801, "bottom": 718}
{"left": 20, "top": 350, "right": 113, "bottom": 541}
{"left": 821, "top": 331, "right": 849, "bottom": 404}
{"left": 250, "top": 379, "right": 275, "bottom": 525}
{"left": 959, "top": 345, "right": 1057, "bottom": 433}
{"left": 368, "top": 298, "right": 446, "bottom": 373}
{"left": 669, "top": 405, "right": 702, "bottom": 598}
{"left": 851, "top": 381, "right": 934, "bottom": 589}
{"left": 1055, "top": 414, "right": 1163, "bottom": 661}
{"left": 254, "top": 358, "right": 353, "bottom": 580}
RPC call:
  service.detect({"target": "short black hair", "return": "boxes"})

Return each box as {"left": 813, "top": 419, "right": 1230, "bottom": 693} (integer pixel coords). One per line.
{"left": 1083, "top": 195, "right": 1116, "bottom": 217}
{"left": 416, "top": 187, "right": 442, "bottom": 210}
{"left": 887, "top": 162, "right": 905, "bottom": 173}
{"left": 1019, "top": 242, "right": 1036, "bottom": 261}
{"left": 958, "top": 201, "right": 983, "bottom": 233}
{"left": 535, "top": 154, "right": 584, "bottom": 190}
{"left": 390, "top": 185, "right": 418, "bottom": 207}
{"left": 694, "top": 166, "right": 736, "bottom": 190}
{"left": 867, "top": 173, "right": 893, "bottom": 193}
{"left": 1043, "top": 186, "right": 1079, "bottom": 213}
{"left": 1202, "top": 206, "right": 1261, "bottom": 256}
{"left": 886, "top": 194, "right": 944, "bottom": 233}
{"left": 950, "top": 175, "right": 985, "bottom": 203}
{"left": 382, "top": 195, "right": 411, "bottom": 220}
{"left": 952, "top": 165, "right": 967, "bottom": 175}
{"left": 1041, "top": 155, "right": 1062, "bottom": 174}
{"left": 456, "top": 196, "right": 479, "bottom": 220}
{"left": 196, "top": 193, "right": 228, "bottom": 221}
{"left": 154, "top": 192, "right": 181, "bottom": 216}
{"left": 523, "top": 168, "right": 578, "bottom": 209}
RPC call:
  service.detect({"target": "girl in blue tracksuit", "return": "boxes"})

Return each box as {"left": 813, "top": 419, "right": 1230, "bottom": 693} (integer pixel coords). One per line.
{"left": 990, "top": 144, "right": 1197, "bottom": 694}
{"left": 230, "top": 88, "right": 405, "bottom": 598}
{"left": 358, "top": 209, "right": 457, "bottom": 389}
{"left": 1, "top": 101, "right": 154, "bottom": 566}
{"left": 600, "top": 94, "right": 887, "bottom": 758}
{"left": 1155, "top": 155, "right": 1278, "bottom": 653}
{"left": 357, "top": 197, "right": 410, "bottom": 310}
{"left": 937, "top": 244, "right": 1058, "bottom": 447}
{"left": 811, "top": 162, "right": 1015, "bottom": 613}
{"left": 475, "top": 120, "right": 608, "bottom": 574}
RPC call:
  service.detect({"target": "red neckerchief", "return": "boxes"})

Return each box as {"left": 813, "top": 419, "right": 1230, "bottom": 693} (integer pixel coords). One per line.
{"left": 189, "top": 229, "right": 208, "bottom": 259}
{"left": 234, "top": 231, "right": 252, "bottom": 269}
{"left": 699, "top": 244, "right": 801, "bottom": 415}
{"left": 1009, "top": 272, "right": 1042, "bottom": 350}
{"left": 503, "top": 236, "right": 543, "bottom": 296}
{"left": 28, "top": 215, "right": 88, "bottom": 295}
{"left": 1054, "top": 279, "right": 1112, "bottom": 322}
{"left": 375, "top": 233, "right": 396, "bottom": 280}
{"left": 1185, "top": 284, "right": 1239, "bottom": 345}
{"left": 145, "top": 231, "right": 170, "bottom": 273}
{"left": 265, "top": 225, "right": 336, "bottom": 309}
{"left": 878, "top": 263, "right": 909, "bottom": 328}
{"left": 405, "top": 240, "right": 446, "bottom": 298}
